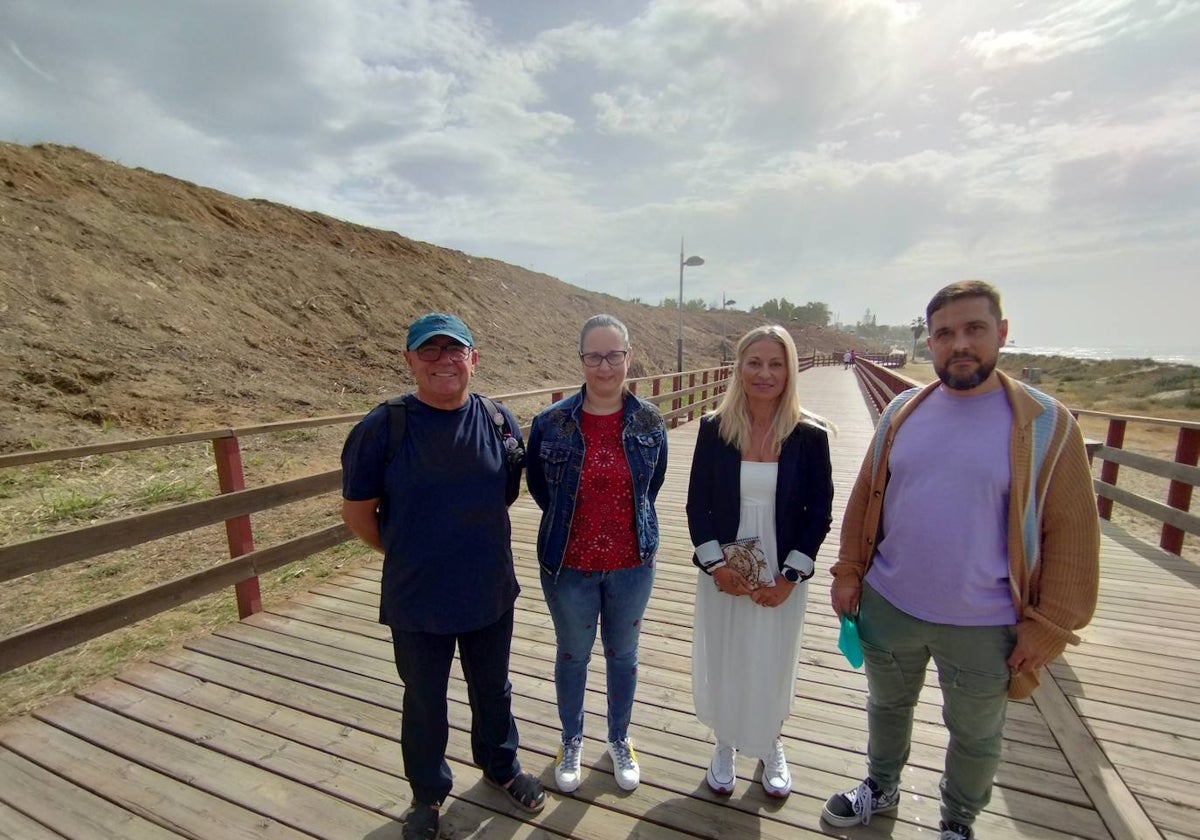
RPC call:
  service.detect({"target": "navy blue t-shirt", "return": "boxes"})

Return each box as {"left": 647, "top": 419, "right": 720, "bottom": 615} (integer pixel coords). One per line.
{"left": 340, "top": 394, "right": 521, "bottom": 633}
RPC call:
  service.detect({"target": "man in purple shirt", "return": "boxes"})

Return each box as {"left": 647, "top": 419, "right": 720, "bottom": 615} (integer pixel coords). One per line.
{"left": 820, "top": 281, "right": 1100, "bottom": 840}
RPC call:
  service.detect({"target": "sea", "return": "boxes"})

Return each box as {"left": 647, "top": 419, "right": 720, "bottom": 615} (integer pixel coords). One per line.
{"left": 999, "top": 344, "right": 1200, "bottom": 367}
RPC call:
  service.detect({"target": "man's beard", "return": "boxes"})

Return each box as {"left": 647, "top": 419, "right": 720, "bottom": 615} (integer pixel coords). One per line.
{"left": 935, "top": 353, "right": 995, "bottom": 391}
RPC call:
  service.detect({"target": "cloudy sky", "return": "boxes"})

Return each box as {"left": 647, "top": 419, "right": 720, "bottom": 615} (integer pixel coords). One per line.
{"left": 4, "top": 0, "right": 1198, "bottom": 350}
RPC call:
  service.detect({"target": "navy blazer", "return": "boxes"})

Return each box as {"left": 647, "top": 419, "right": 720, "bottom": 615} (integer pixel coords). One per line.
{"left": 686, "top": 413, "right": 834, "bottom": 573}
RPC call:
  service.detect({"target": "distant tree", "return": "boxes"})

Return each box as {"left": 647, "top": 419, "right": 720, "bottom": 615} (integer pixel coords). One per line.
{"left": 659, "top": 297, "right": 708, "bottom": 312}
{"left": 910, "top": 316, "right": 926, "bottom": 358}
{"left": 792, "top": 300, "right": 831, "bottom": 327}
{"left": 754, "top": 297, "right": 797, "bottom": 320}
{"left": 856, "top": 308, "right": 879, "bottom": 338}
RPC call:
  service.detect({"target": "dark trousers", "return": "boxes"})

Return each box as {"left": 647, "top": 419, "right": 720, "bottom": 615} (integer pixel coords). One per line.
{"left": 391, "top": 609, "right": 521, "bottom": 805}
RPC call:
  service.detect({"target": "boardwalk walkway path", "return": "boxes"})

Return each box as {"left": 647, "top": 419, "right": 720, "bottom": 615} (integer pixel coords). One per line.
{"left": 0, "top": 366, "right": 1197, "bottom": 839}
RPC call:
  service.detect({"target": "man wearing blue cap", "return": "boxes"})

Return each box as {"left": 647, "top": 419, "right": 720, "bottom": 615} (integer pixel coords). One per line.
{"left": 341, "top": 312, "right": 544, "bottom": 840}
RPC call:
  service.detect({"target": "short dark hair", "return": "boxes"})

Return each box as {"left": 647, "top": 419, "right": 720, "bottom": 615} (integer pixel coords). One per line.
{"left": 926, "top": 280, "right": 1003, "bottom": 325}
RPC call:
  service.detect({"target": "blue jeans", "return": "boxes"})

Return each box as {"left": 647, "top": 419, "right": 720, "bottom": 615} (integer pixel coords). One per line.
{"left": 540, "top": 562, "right": 655, "bottom": 743}
{"left": 858, "top": 583, "right": 1014, "bottom": 827}
{"left": 391, "top": 609, "right": 521, "bottom": 805}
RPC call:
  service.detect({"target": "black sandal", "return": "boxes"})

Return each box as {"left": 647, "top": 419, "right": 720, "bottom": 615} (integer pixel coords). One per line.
{"left": 486, "top": 771, "right": 546, "bottom": 814}
{"left": 402, "top": 802, "right": 440, "bottom": 840}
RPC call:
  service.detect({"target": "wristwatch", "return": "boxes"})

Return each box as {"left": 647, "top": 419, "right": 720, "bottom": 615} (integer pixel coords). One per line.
{"left": 781, "top": 566, "right": 801, "bottom": 583}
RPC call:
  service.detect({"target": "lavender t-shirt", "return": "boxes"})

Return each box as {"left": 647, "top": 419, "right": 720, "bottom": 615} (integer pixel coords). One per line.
{"left": 865, "top": 386, "right": 1017, "bottom": 626}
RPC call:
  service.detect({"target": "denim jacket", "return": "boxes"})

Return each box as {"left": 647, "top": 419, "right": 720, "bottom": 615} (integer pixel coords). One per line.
{"left": 526, "top": 386, "right": 668, "bottom": 577}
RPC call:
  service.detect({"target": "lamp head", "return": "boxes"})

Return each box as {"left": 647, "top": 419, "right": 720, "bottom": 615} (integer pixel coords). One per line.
{"left": 683, "top": 256, "right": 705, "bottom": 267}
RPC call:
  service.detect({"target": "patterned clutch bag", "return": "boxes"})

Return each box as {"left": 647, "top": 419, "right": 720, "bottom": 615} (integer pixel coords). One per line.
{"left": 719, "top": 537, "right": 775, "bottom": 588}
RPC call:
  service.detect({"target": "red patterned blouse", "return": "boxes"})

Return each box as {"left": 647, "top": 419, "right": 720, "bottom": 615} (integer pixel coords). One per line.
{"left": 562, "top": 410, "right": 641, "bottom": 571}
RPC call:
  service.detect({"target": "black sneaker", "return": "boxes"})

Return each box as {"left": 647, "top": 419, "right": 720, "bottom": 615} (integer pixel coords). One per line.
{"left": 940, "top": 819, "right": 973, "bottom": 839}
{"left": 403, "top": 802, "right": 440, "bottom": 840}
{"left": 821, "top": 777, "right": 900, "bottom": 826}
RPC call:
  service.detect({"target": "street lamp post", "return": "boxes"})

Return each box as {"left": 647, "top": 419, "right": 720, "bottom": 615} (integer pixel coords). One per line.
{"left": 677, "top": 238, "right": 705, "bottom": 372}
{"left": 721, "top": 292, "right": 737, "bottom": 362}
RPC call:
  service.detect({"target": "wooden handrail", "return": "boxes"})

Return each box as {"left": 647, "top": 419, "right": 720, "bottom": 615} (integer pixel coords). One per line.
{"left": 0, "top": 470, "right": 342, "bottom": 584}
{"left": 0, "top": 524, "right": 352, "bottom": 673}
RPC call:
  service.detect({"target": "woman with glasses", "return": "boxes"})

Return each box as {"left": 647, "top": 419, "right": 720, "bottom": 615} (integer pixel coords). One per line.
{"left": 526, "top": 314, "right": 668, "bottom": 795}
{"left": 686, "top": 325, "right": 834, "bottom": 798}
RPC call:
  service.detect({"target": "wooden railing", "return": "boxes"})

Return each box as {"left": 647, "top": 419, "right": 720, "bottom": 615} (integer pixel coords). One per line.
{"left": 1074, "top": 410, "right": 1200, "bottom": 555}
{"left": 0, "top": 365, "right": 732, "bottom": 674}
{"left": 802, "top": 351, "right": 907, "bottom": 370}
{"left": 852, "top": 359, "right": 1200, "bottom": 557}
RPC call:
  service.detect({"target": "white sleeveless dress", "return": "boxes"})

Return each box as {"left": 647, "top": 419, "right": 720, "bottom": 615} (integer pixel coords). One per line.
{"left": 692, "top": 461, "right": 809, "bottom": 759}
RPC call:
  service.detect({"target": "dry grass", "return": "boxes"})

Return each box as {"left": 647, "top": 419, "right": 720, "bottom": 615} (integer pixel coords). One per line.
{"left": 0, "top": 424, "right": 369, "bottom": 721}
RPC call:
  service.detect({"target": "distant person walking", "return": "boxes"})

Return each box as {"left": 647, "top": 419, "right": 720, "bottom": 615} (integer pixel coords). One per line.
{"left": 687, "top": 325, "right": 834, "bottom": 797}
{"left": 526, "top": 314, "right": 668, "bottom": 794}
{"left": 340, "top": 312, "right": 544, "bottom": 840}
{"left": 843, "top": 350, "right": 853, "bottom": 370}
{"left": 820, "top": 281, "right": 1100, "bottom": 840}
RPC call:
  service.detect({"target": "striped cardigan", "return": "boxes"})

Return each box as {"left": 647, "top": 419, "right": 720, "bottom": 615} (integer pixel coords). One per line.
{"left": 830, "top": 370, "right": 1100, "bottom": 698}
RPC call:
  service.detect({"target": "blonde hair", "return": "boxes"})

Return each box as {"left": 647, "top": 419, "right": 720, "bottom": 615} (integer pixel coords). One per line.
{"left": 711, "top": 325, "right": 834, "bottom": 455}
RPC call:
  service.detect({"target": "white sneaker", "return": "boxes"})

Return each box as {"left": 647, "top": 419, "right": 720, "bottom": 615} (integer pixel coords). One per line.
{"left": 705, "top": 742, "right": 736, "bottom": 794}
{"left": 554, "top": 736, "right": 583, "bottom": 793}
{"left": 607, "top": 738, "right": 640, "bottom": 790}
{"left": 761, "top": 738, "right": 791, "bottom": 797}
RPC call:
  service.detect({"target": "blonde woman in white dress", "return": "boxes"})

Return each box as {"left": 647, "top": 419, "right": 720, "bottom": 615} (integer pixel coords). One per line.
{"left": 686, "top": 325, "right": 834, "bottom": 797}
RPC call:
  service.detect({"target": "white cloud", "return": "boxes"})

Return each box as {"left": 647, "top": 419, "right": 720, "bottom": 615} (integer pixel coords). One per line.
{"left": 963, "top": 0, "right": 1198, "bottom": 68}
{"left": 1, "top": 0, "right": 1197, "bottom": 349}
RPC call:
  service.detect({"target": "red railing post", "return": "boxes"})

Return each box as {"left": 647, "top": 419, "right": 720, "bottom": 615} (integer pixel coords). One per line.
{"left": 671, "top": 375, "right": 681, "bottom": 429}
{"left": 700, "top": 371, "right": 709, "bottom": 415}
{"left": 213, "top": 436, "right": 261, "bottom": 618}
{"left": 628, "top": 380, "right": 637, "bottom": 395}
{"left": 1161, "top": 427, "right": 1199, "bottom": 555}
{"left": 1096, "top": 419, "right": 1126, "bottom": 520}
{"left": 687, "top": 373, "right": 696, "bottom": 421}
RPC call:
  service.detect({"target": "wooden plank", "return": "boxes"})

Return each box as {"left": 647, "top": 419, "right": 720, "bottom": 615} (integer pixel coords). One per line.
{"left": 222, "top": 606, "right": 1097, "bottom": 826}
{"left": 32, "top": 697, "right": 405, "bottom": 838}
{"left": 111, "top": 662, "right": 794, "bottom": 840}
{"left": 0, "top": 716, "right": 312, "bottom": 840}
{"left": 0, "top": 745, "right": 183, "bottom": 839}
{"left": 141, "top": 645, "right": 1092, "bottom": 840}
{"left": 1031, "top": 672, "right": 1162, "bottom": 840}
{"left": 1093, "top": 481, "right": 1200, "bottom": 537}
{"left": 0, "top": 470, "right": 343, "bottom": 582}
{"left": 0, "top": 800, "right": 64, "bottom": 840}
{"left": 0, "top": 429, "right": 233, "bottom": 469}
{"left": 1095, "top": 445, "right": 1200, "bottom": 486}
{"left": 0, "top": 524, "right": 352, "bottom": 673}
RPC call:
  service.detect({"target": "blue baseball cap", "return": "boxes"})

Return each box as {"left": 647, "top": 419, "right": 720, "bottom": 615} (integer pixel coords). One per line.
{"left": 406, "top": 312, "right": 474, "bottom": 350}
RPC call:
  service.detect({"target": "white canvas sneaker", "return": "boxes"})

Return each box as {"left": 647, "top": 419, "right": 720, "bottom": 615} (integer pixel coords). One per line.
{"left": 705, "top": 742, "right": 736, "bottom": 795}
{"left": 761, "top": 738, "right": 791, "bottom": 797}
{"left": 606, "top": 738, "right": 640, "bottom": 790}
{"left": 554, "top": 736, "right": 583, "bottom": 793}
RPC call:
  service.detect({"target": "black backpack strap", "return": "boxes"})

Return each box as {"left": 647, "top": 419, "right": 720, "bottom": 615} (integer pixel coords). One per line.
{"left": 477, "top": 394, "right": 525, "bottom": 505}
{"left": 384, "top": 394, "right": 410, "bottom": 466}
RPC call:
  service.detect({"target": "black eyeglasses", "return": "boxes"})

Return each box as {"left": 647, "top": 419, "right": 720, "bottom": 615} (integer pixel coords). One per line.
{"left": 579, "top": 350, "right": 629, "bottom": 368}
{"left": 415, "top": 344, "right": 472, "bottom": 362}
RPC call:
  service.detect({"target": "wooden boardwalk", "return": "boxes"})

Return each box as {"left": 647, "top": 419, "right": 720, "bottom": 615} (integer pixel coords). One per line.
{"left": 1, "top": 366, "right": 1197, "bottom": 840}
